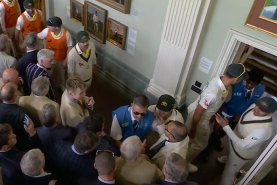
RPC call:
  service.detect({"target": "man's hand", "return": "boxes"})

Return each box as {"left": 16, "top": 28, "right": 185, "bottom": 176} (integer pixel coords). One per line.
{"left": 23, "top": 115, "right": 36, "bottom": 137}
{"left": 85, "top": 96, "right": 95, "bottom": 110}
{"left": 215, "top": 113, "right": 229, "bottom": 128}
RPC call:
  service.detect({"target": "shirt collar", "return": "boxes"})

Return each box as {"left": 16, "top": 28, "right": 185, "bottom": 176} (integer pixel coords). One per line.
{"left": 71, "top": 144, "right": 85, "bottom": 155}
{"left": 98, "top": 177, "right": 115, "bottom": 184}
{"left": 218, "top": 76, "right": 227, "bottom": 93}
{"left": 128, "top": 107, "right": 136, "bottom": 121}
{"left": 76, "top": 43, "right": 83, "bottom": 55}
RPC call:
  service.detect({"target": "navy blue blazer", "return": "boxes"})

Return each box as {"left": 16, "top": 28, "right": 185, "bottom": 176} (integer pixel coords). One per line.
{"left": 0, "top": 148, "right": 25, "bottom": 185}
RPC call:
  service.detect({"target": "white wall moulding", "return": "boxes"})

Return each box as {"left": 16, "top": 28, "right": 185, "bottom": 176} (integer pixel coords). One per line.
{"left": 147, "top": 0, "right": 212, "bottom": 105}
{"left": 212, "top": 29, "right": 277, "bottom": 78}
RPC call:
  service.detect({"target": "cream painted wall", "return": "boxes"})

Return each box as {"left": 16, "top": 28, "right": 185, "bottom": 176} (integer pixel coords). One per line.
{"left": 49, "top": 0, "right": 168, "bottom": 79}
{"left": 184, "top": 0, "right": 277, "bottom": 104}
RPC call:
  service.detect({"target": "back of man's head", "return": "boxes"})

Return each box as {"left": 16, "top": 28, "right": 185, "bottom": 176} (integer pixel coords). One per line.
{"left": 31, "top": 76, "right": 50, "bottom": 96}
{"left": 39, "top": 104, "right": 57, "bottom": 127}
{"left": 0, "top": 34, "right": 9, "bottom": 51}
{"left": 0, "top": 124, "right": 13, "bottom": 150}
{"left": 133, "top": 94, "right": 149, "bottom": 108}
{"left": 95, "top": 151, "right": 115, "bottom": 176}
{"left": 24, "top": 32, "right": 38, "bottom": 49}
{"left": 120, "top": 135, "right": 142, "bottom": 161}
{"left": 248, "top": 68, "right": 264, "bottom": 84}
{"left": 20, "top": 149, "right": 45, "bottom": 177}
{"left": 74, "top": 131, "right": 99, "bottom": 154}
{"left": 84, "top": 114, "right": 105, "bottom": 134}
{"left": 2, "top": 68, "right": 20, "bottom": 85}
{"left": 0, "top": 82, "right": 17, "bottom": 103}
{"left": 37, "top": 49, "right": 54, "bottom": 63}
{"left": 164, "top": 153, "right": 188, "bottom": 183}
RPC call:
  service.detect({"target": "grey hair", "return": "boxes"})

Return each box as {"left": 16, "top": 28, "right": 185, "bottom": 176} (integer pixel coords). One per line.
{"left": 37, "top": 49, "right": 54, "bottom": 62}
{"left": 120, "top": 136, "right": 142, "bottom": 161}
{"left": 24, "top": 32, "right": 38, "bottom": 48}
{"left": 31, "top": 76, "right": 50, "bottom": 96}
{"left": 164, "top": 153, "right": 188, "bottom": 182}
{"left": 20, "top": 149, "right": 45, "bottom": 176}
{"left": 0, "top": 34, "right": 9, "bottom": 51}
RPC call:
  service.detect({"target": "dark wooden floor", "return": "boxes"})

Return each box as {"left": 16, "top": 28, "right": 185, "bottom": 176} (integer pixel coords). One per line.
{"left": 88, "top": 71, "right": 225, "bottom": 185}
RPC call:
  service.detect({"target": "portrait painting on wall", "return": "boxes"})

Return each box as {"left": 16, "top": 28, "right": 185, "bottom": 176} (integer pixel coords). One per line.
{"left": 245, "top": 0, "right": 277, "bottom": 37}
{"left": 84, "top": 1, "right": 107, "bottom": 43}
{"left": 70, "top": 0, "right": 84, "bottom": 24}
{"left": 96, "top": 0, "right": 131, "bottom": 14}
{"left": 107, "top": 18, "right": 127, "bottom": 49}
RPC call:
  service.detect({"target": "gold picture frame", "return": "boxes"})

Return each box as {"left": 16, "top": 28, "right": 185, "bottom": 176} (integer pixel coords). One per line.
{"left": 107, "top": 18, "right": 128, "bottom": 49}
{"left": 245, "top": 0, "right": 277, "bottom": 37}
{"left": 70, "top": 0, "right": 84, "bottom": 24}
{"left": 84, "top": 1, "right": 108, "bottom": 43}
{"left": 96, "top": 0, "right": 131, "bottom": 14}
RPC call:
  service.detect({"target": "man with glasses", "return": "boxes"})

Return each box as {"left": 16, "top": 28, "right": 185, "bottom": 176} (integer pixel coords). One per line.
{"left": 186, "top": 63, "right": 246, "bottom": 172}
{"left": 110, "top": 94, "right": 154, "bottom": 147}
{"left": 148, "top": 120, "right": 189, "bottom": 169}
{"left": 149, "top": 94, "right": 184, "bottom": 135}
{"left": 67, "top": 31, "right": 96, "bottom": 87}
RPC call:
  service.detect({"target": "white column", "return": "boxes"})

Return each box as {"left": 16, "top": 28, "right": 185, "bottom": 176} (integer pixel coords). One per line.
{"left": 147, "top": 0, "right": 212, "bottom": 105}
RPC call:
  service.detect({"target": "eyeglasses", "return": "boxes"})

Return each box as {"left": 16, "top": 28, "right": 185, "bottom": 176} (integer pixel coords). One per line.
{"left": 133, "top": 112, "right": 146, "bottom": 117}
{"left": 96, "top": 150, "right": 115, "bottom": 157}
{"left": 165, "top": 128, "right": 175, "bottom": 140}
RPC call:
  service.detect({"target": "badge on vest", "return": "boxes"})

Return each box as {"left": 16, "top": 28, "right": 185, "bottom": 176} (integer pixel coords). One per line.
{"left": 122, "top": 122, "right": 129, "bottom": 127}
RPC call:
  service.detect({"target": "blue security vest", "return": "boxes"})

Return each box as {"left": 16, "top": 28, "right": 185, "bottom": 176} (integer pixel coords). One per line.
{"left": 112, "top": 105, "right": 154, "bottom": 141}
{"left": 223, "top": 80, "right": 265, "bottom": 117}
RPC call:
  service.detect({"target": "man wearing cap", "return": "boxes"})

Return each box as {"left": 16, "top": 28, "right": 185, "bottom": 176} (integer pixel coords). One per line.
{"left": 185, "top": 63, "right": 246, "bottom": 172}
{"left": 208, "top": 68, "right": 265, "bottom": 154}
{"left": 67, "top": 31, "right": 96, "bottom": 87}
{"left": 215, "top": 96, "right": 277, "bottom": 185}
{"left": 37, "top": 16, "right": 73, "bottom": 96}
{"left": 15, "top": 0, "right": 44, "bottom": 47}
{"left": 0, "top": 0, "right": 21, "bottom": 38}
{"left": 148, "top": 94, "right": 184, "bottom": 135}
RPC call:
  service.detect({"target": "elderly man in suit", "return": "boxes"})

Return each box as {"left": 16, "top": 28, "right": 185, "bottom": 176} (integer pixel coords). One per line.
{"left": 148, "top": 120, "right": 189, "bottom": 169}
{"left": 115, "top": 135, "right": 163, "bottom": 185}
{"left": 19, "top": 76, "right": 61, "bottom": 126}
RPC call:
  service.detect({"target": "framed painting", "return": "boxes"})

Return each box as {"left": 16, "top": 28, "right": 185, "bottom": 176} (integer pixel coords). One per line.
{"left": 245, "top": 0, "right": 277, "bottom": 37}
{"left": 96, "top": 0, "right": 131, "bottom": 14}
{"left": 84, "top": 1, "right": 107, "bottom": 43}
{"left": 107, "top": 18, "right": 128, "bottom": 49}
{"left": 70, "top": 0, "right": 84, "bottom": 24}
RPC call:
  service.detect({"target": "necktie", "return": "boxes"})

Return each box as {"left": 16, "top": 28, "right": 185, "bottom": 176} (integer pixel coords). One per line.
{"left": 133, "top": 120, "right": 139, "bottom": 130}
{"left": 147, "top": 139, "right": 167, "bottom": 159}
{"left": 246, "top": 90, "right": 252, "bottom": 100}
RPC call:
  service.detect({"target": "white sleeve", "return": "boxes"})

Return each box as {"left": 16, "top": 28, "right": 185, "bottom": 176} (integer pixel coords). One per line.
{"left": 15, "top": 15, "right": 24, "bottom": 31}
{"left": 223, "top": 125, "right": 269, "bottom": 150}
{"left": 37, "top": 28, "right": 48, "bottom": 39}
{"left": 110, "top": 115, "right": 122, "bottom": 140}
{"left": 66, "top": 31, "right": 73, "bottom": 47}
{"left": 0, "top": 4, "right": 6, "bottom": 32}
{"left": 198, "top": 92, "right": 216, "bottom": 110}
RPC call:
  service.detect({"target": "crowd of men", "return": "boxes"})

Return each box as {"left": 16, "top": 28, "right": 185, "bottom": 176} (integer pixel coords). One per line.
{"left": 0, "top": 0, "right": 276, "bottom": 185}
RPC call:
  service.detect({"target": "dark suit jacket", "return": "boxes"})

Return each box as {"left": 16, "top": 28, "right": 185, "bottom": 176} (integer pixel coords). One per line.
{"left": 0, "top": 148, "right": 25, "bottom": 185}
{"left": 78, "top": 177, "right": 119, "bottom": 185}
{"left": 49, "top": 140, "right": 97, "bottom": 185}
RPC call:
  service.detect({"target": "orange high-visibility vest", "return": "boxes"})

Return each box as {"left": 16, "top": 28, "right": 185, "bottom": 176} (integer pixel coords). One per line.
{"left": 2, "top": 0, "right": 20, "bottom": 28}
{"left": 45, "top": 29, "right": 68, "bottom": 61}
{"left": 21, "top": 10, "right": 42, "bottom": 38}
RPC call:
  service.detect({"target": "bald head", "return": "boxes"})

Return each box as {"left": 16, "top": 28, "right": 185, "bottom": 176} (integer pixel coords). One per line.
{"left": 2, "top": 68, "right": 20, "bottom": 85}
{"left": 0, "top": 82, "right": 17, "bottom": 103}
